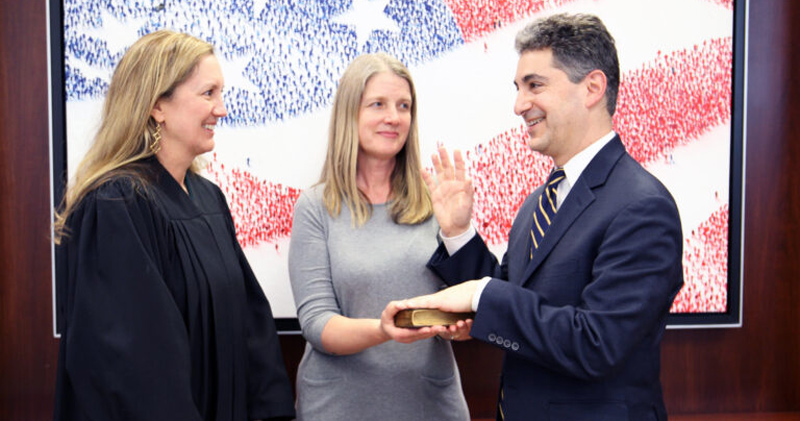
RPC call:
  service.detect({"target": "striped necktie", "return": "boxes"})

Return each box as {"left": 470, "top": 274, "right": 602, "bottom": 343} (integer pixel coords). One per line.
{"left": 530, "top": 168, "right": 565, "bottom": 258}
{"left": 497, "top": 168, "right": 566, "bottom": 420}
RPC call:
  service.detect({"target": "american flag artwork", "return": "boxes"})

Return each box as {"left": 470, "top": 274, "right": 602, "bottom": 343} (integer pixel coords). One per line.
{"left": 60, "top": 0, "right": 739, "bottom": 322}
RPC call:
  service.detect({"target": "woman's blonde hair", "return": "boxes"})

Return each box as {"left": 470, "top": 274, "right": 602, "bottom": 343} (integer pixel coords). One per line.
{"left": 319, "top": 53, "right": 432, "bottom": 227}
{"left": 53, "top": 30, "right": 214, "bottom": 243}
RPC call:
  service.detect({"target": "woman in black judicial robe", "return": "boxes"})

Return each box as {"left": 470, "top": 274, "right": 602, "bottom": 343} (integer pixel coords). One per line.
{"left": 52, "top": 31, "right": 295, "bottom": 421}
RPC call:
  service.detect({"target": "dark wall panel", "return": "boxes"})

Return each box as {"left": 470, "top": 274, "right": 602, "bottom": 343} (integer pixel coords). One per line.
{"left": 660, "top": 0, "right": 800, "bottom": 414}
{"left": 0, "top": 0, "right": 59, "bottom": 419}
{"left": 1, "top": 1, "right": 798, "bottom": 419}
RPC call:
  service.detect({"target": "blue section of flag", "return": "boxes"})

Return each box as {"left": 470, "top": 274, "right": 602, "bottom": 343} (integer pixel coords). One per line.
{"left": 63, "top": 0, "right": 465, "bottom": 126}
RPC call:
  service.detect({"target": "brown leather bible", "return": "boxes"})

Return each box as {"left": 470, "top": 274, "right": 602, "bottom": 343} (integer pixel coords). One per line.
{"left": 394, "top": 309, "right": 475, "bottom": 328}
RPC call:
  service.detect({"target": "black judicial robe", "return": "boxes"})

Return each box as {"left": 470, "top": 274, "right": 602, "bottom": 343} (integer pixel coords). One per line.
{"left": 54, "top": 157, "right": 295, "bottom": 421}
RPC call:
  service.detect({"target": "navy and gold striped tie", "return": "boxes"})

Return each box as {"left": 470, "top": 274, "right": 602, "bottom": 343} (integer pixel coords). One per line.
{"left": 498, "top": 168, "right": 566, "bottom": 420}
{"left": 529, "top": 167, "right": 566, "bottom": 259}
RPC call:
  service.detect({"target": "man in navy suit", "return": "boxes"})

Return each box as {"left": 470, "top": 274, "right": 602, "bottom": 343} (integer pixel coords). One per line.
{"left": 403, "top": 13, "right": 684, "bottom": 421}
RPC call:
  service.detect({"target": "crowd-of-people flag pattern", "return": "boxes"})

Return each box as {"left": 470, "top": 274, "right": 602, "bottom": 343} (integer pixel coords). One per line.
{"left": 63, "top": 0, "right": 735, "bottom": 314}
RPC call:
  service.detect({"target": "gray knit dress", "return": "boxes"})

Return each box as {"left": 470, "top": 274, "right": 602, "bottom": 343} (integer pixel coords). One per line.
{"left": 288, "top": 185, "right": 470, "bottom": 421}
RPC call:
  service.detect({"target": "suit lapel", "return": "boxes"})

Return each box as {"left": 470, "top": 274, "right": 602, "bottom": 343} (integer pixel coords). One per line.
{"left": 518, "top": 136, "right": 626, "bottom": 287}
{"left": 518, "top": 182, "right": 594, "bottom": 286}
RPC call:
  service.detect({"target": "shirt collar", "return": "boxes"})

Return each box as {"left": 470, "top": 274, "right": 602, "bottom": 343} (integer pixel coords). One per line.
{"left": 561, "top": 130, "right": 616, "bottom": 188}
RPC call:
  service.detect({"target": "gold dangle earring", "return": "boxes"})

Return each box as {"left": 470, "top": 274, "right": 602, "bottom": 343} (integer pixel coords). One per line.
{"left": 150, "top": 122, "right": 162, "bottom": 154}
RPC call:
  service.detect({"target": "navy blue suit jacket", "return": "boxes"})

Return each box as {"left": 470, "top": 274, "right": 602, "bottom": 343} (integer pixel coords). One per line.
{"left": 428, "top": 137, "right": 683, "bottom": 421}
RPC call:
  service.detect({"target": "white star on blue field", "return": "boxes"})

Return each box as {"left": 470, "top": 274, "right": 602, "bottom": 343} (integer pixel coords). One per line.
{"left": 63, "top": 0, "right": 464, "bottom": 126}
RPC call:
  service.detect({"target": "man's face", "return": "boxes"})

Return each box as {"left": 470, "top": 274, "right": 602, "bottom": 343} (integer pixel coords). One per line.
{"left": 513, "top": 49, "right": 587, "bottom": 165}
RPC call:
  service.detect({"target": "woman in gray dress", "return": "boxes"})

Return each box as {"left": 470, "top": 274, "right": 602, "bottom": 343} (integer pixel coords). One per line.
{"left": 288, "top": 53, "right": 471, "bottom": 420}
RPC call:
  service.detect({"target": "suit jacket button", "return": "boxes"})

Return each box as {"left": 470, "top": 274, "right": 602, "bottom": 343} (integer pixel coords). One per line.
{"left": 503, "top": 339, "right": 511, "bottom": 348}
{"left": 496, "top": 335, "right": 504, "bottom": 345}
{"left": 488, "top": 333, "right": 497, "bottom": 342}
{"left": 511, "top": 342, "right": 520, "bottom": 351}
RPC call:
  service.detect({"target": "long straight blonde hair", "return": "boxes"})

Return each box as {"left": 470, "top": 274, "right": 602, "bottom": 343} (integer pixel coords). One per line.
{"left": 319, "top": 53, "right": 432, "bottom": 227}
{"left": 53, "top": 30, "right": 214, "bottom": 243}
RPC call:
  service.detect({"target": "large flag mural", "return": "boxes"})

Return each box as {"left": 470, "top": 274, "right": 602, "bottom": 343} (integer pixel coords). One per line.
{"left": 54, "top": 0, "right": 742, "bottom": 328}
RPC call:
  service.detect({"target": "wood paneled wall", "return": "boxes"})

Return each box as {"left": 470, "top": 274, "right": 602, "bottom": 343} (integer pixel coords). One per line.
{"left": 1, "top": 1, "right": 797, "bottom": 419}
{"left": 0, "top": 0, "right": 60, "bottom": 418}
{"left": 657, "top": 1, "right": 800, "bottom": 413}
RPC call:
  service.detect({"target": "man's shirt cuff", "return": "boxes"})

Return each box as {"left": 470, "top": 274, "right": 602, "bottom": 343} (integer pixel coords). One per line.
{"left": 472, "top": 277, "right": 492, "bottom": 312}
{"left": 441, "top": 225, "right": 477, "bottom": 256}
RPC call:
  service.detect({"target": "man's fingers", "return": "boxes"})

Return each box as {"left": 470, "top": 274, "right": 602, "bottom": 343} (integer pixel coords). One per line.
{"left": 465, "top": 178, "right": 475, "bottom": 196}
{"left": 437, "top": 147, "right": 455, "bottom": 179}
{"left": 430, "top": 152, "right": 445, "bottom": 184}
{"left": 453, "top": 149, "right": 466, "bottom": 180}
{"left": 421, "top": 168, "right": 436, "bottom": 190}
{"left": 403, "top": 295, "right": 432, "bottom": 309}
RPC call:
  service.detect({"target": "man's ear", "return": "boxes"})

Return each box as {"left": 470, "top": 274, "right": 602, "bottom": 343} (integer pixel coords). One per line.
{"left": 584, "top": 69, "right": 608, "bottom": 110}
